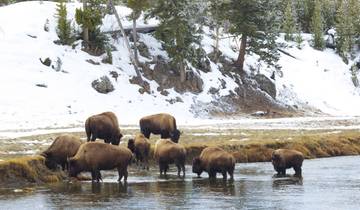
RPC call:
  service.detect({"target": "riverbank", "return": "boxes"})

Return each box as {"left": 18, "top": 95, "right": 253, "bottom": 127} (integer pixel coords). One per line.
{"left": 1, "top": 128, "right": 360, "bottom": 185}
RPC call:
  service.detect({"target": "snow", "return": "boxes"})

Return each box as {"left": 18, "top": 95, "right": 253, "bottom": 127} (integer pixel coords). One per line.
{"left": 0, "top": 1, "right": 360, "bottom": 137}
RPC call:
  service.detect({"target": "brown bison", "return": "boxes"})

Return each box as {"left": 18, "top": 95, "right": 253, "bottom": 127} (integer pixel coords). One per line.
{"left": 192, "top": 146, "right": 235, "bottom": 180}
{"left": 41, "top": 134, "right": 83, "bottom": 170}
{"left": 127, "top": 133, "right": 150, "bottom": 170}
{"left": 271, "top": 149, "right": 304, "bottom": 177}
{"left": 139, "top": 113, "right": 180, "bottom": 143}
{"left": 85, "top": 111, "right": 123, "bottom": 145}
{"left": 68, "top": 142, "right": 133, "bottom": 182}
{"left": 154, "top": 139, "right": 186, "bottom": 177}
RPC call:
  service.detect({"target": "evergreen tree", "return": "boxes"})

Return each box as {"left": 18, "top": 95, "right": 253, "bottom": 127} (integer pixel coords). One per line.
{"left": 335, "top": 0, "right": 349, "bottom": 58}
{"left": 208, "top": 0, "right": 227, "bottom": 61}
{"left": 148, "top": 0, "right": 201, "bottom": 82}
{"left": 321, "top": 0, "right": 337, "bottom": 30}
{"left": 349, "top": 0, "right": 360, "bottom": 37}
{"left": 56, "top": 0, "right": 73, "bottom": 45}
{"left": 75, "top": 0, "right": 105, "bottom": 52}
{"left": 224, "top": 0, "right": 281, "bottom": 72}
{"left": 123, "top": 0, "right": 150, "bottom": 64}
{"left": 310, "top": 0, "right": 324, "bottom": 50}
{"left": 283, "top": 1, "right": 296, "bottom": 41}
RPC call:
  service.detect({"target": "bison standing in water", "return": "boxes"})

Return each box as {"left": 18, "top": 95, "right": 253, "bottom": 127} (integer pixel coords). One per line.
{"left": 68, "top": 142, "right": 133, "bottom": 182}
{"left": 139, "top": 113, "right": 181, "bottom": 143}
{"left": 154, "top": 139, "right": 186, "bottom": 177}
{"left": 271, "top": 149, "right": 304, "bottom": 177}
{"left": 41, "top": 134, "right": 83, "bottom": 170}
{"left": 127, "top": 133, "right": 150, "bottom": 170}
{"left": 85, "top": 111, "right": 123, "bottom": 145}
{"left": 192, "top": 146, "right": 235, "bottom": 180}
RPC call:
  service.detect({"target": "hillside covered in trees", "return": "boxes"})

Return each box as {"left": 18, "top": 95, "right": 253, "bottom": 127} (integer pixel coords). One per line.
{"left": 0, "top": 0, "right": 360, "bottom": 130}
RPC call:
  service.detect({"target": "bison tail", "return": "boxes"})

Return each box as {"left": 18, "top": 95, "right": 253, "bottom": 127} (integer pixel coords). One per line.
{"left": 85, "top": 118, "right": 91, "bottom": 141}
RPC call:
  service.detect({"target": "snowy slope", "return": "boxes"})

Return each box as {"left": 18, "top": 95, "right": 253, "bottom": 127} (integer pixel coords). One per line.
{"left": 0, "top": 1, "right": 360, "bottom": 132}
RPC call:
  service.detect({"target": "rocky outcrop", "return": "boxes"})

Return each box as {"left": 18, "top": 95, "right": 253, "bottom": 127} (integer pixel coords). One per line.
{"left": 254, "top": 74, "right": 276, "bottom": 99}
{"left": 91, "top": 76, "right": 114, "bottom": 94}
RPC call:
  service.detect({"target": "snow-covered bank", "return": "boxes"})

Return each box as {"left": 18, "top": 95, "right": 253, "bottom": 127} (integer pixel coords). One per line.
{"left": 1, "top": 2, "right": 360, "bottom": 132}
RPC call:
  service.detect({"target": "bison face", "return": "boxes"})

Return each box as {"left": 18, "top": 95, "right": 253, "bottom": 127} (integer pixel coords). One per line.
{"left": 68, "top": 159, "right": 81, "bottom": 177}
{"left": 192, "top": 157, "right": 202, "bottom": 177}
{"left": 127, "top": 139, "right": 136, "bottom": 153}
{"left": 112, "top": 132, "right": 123, "bottom": 145}
{"left": 170, "top": 129, "right": 181, "bottom": 143}
{"left": 271, "top": 153, "right": 285, "bottom": 169}
{"left": 45, "top": 158, "right": 58, "bottom": 170}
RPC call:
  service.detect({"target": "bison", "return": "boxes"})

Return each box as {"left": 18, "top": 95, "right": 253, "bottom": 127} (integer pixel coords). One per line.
{"left": 127, "top": 133, "right": 150, "bottom": 170}
{"left": 271, "top": 149, "right": 304, "bottom": 177}
{"left": 41, "top": 134, "right": 83, "bottom": 170}
{"left": 154, "top": 139, "right": 186, "bottom": 177}
{"left": 85, "top": 111, "right": 123, "bottom": 145}
{"left": 192, "top": 146, "right": 235, "bottom": 180}
{"left": 139, "top": 113, "right": 180, "bottom": 143}
{"left": 68, "top": 142, "right": 133, "bottom": 182}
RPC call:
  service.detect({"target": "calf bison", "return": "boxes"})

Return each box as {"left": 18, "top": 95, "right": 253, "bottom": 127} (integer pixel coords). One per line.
{"left": 154, "top": 139, "right": 186, "bottom": 177}
{"left": 41, "top": 134, "right": 83, "bottom": 170}
{"left": 192, "top": 146, "right": 235, "bottom": 180}
{"left": 139, "top": 113, "right": 180, "bottom": 143}
{"left": 85, "top": 111, "right": 123, "bottom": 145}
{"left": 127, "top": 133, "right": 150, "bottom": 170}
{"left": 271, "top": 149, "right": 304, "bottom": 177}
{"left": 68, "top": 142, "right": 133, "bottom": 182}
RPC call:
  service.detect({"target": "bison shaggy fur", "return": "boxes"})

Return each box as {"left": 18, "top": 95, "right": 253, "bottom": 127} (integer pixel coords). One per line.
{"left": 192, "top": 146, "right": 235, "bottom": 180}
{"left": 271, "top": 149, "right": 304, "bottom": 177}
{"left": 41, "top": 134, "right": 83, "bottom": 170}
{"left": 85, "top": 111, "right": 123, "bottom": 145}
{"left": 68, "top": 142, "right": 133, "bottom": 182}
{"left": 139, "top": 113, "right": 180, "bottom": 143}
{"left": 154, "top": 139, "right": 186, "bottom": 177}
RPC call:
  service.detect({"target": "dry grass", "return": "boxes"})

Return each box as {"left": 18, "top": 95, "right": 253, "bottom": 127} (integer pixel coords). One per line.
{"left": 0, "top": 155, "right": 66, "bottom": 186}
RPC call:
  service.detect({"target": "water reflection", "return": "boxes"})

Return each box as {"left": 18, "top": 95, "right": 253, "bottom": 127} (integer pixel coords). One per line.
{"left": 2, "top": 156, "right": 360, "bottom": 209}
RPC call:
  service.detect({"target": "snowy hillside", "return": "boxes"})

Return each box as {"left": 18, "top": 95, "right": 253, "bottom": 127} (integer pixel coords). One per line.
{"left": 0, "top": 1, "right": 360, "bottom": 131}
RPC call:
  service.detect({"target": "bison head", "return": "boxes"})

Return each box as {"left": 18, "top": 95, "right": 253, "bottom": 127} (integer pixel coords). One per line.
{"left": 271, "top": 152, "right": 285, "bottom": 169}
{"left": 170, "top": 129, "right": 181, "bottom": 143}
{"left": 127, "top": 139, "right": 136, "bottom": 153}
{"left": 68, "top": 158, "right": 81, "bottom": 177}
{"left": 192, "top": 157, "right": 203, "bottom": 177}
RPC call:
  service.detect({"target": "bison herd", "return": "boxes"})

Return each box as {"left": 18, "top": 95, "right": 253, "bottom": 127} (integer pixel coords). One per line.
{"left": 41, "top": 111, "right": 304, "bottom": 183}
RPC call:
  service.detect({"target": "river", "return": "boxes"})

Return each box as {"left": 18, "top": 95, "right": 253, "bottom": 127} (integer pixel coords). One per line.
{"left": 1, "top": 155, "right": 359, "bottom": 209}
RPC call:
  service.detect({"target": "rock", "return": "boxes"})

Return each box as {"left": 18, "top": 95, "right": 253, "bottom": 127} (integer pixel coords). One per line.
{"left": 254, "top": 74, "right": 276, "bottom": 99}
{"left": 39, "top": 57, "right": 51, "bottom": 67}
{"left": 86, "top": 59, "right": 100, "bottom": 65}
{"left": 91, "top": 76, "right": 114, "bottom": 94}
{"left": 137, "top": 42, "right": 151, "bottom": 59}
{"left": 109, "top": 71, "right": 119, "bottom": 81}
{"left": 35, "top": 83, "right": 47, "bottom": 88}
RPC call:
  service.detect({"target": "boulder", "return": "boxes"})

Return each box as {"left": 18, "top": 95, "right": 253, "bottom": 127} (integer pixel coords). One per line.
{"left": 254, "top": 74, "right": 276, "bottom": 99}
{"left": 91, "top": 76, "right": 114, "bottom": 94}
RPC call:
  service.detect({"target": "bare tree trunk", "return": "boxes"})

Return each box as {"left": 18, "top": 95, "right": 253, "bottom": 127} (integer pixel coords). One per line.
{"left": 132, "top": 14, "right": 139, "bottom": 65}
{"left": 109, "top": 0, "right": 143, "bottom": 82}
{"left": 236, "top": 34, "right": 247, "bottom": 72}
{"left": 82, "top": 0, "right": 89, "bottom": 44}
{"left": 214, "top": 24, "right": 220, "bottom": 63}
{"left": 180, "top": 61, "right": 186, "bottom": 83}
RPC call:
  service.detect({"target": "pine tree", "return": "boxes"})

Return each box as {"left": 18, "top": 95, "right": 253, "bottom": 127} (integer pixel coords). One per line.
{"left": 56, "top": 0, "right": 73, "bottom": 45}
{"left": 208, "top": 0, "right": 227, "bottom": 62}
{"left": 123, "top": 0, "right": 150, "bottom": 64}
{"left": 349, "top": 0, "right": 360, "bottom": 37}
{"left": 283, "top": 1, "right": 296, "bottom": 41}
{"left": 310, "top": 0, "right": 324, "bottom": 50}
{"left": 148, "top": 0, "right": 201, "bottom": 82}
{"left": 224, "top": 0, "right": 281, "bottom": 72}
{"left": 335, "top": 0, "right": 350, "bottom": 58}
{"left": 75, "top": 0, "right": 105, "bottom": 52}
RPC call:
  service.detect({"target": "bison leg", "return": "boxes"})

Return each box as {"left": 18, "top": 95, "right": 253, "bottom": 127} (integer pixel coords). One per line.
{"left": 176, "top": 164, "right": 181, "bottom": 177}
{"left": 228, "top": 168, "right": 234, "bottom": 181}
{"left": 294, "top": 166, "right": 302, "bottom": 177}
{"left": 222, "top": 170, "right": 227, "bottom": 180}
{"left": 209, "top": 169, "right": 217, "bottom": 179}
{"left": 117, "top": 167, "right": 124, "bottom": 182}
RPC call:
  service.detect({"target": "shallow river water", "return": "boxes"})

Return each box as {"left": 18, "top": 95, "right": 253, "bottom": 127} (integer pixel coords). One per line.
{"left": 1, "top": 155, "right": 360, "bottom": 209}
